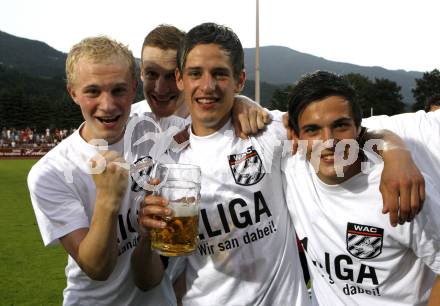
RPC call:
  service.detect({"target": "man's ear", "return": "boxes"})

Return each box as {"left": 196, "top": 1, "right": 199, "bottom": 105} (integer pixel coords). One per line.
{"left": 235, "top": 70, "right": 246, "bottom": 93}
{"left": 286, "top": 126, "right": 297, "bottom": 141}
{"left": 176, "top": 68, "right": 184, "bottom": 91}
{"left": 286, "top": 126, "right": 301, "bottom": 155}
{"left": 131, "top": 78, "right": 138, "bottom": 95}
{"left": 67, "top": 84, "right": 79, "bottom": 106}
{"left": 140, "top": 68, "right": 145, "bottom": 83}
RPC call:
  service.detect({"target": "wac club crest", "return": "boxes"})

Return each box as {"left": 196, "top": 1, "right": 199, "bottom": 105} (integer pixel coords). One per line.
{"left": 130, "top": 156, "right": 154, "bottom": 192}
{"left": 346, "top": 222, "right": 384, "bottom": 259}
{"left": 228, "top": 146, "right": 265, "bottom": 186}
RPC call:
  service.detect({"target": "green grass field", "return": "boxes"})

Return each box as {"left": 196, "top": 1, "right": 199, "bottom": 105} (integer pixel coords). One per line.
{"left": 0, "top": 160, "right": 65, "bottom": 305}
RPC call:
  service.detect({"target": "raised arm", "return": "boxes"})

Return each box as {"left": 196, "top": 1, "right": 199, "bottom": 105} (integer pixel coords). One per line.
{"left": 363, "top": 129, "right": 425, "bottom": 226}
{"left": 60, "top": 151, "right": 128, "bottom": 280}
{"left": 232, "top": 95, "right": 271, "bottom": 139}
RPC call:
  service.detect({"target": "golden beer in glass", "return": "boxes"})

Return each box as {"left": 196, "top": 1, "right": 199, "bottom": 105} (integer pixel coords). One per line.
{"left": 151, "top": 164, "right": 201, "bottom": 256}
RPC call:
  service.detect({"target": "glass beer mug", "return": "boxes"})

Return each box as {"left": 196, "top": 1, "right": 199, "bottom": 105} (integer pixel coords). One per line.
{"left": 151, "top": 163, "right": 201, "bottom": 256}
{"left": 132, "top": 161, "right": 201, "bottom": 256}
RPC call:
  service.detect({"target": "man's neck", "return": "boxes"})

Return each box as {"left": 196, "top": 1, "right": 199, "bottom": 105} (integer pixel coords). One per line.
{"left": 175, "top": 103, "right": 190, "bottom": 119}
{"left": 317, "top": 159, "right": 363, "bottom": 185}
{"left": 191, "top": 116, "right": 231, "bottom": 137}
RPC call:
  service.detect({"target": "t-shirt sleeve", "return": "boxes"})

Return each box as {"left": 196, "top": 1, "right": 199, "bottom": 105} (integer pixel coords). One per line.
{"left": 265, "top": 110, "right": 288, "bottom": 141}
{"left": 27, "top": 162, "right": 89, "bottom": 247}
{"left": 250, "top": 111, "right": 289, "bottom": 173}
{"left": 362, "top": 111, "right": 437, "bottom": 148}
{"left": 411, "top": 175, "right": 440, "bottom": 274}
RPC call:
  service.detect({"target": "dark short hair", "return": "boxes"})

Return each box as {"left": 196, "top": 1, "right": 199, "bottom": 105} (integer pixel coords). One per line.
{"left": 141, "top": 24, "right": 185, "bottom": 61}
{"left": 287, "top": 71, "right": 362, "bottom": 135}
{"left": 177, "top": 22, "right": 244, "bottom": 80}
{"left": 424, "top": 94, "right": 440, "bottom": 112}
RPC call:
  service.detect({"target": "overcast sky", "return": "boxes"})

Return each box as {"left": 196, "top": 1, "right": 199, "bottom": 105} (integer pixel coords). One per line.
{"left": 1, "top": 0, "right": 439, "bottom": 72}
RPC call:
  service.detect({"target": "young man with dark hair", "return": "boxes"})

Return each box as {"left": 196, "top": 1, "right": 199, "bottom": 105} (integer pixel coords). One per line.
{"left": 131, "top": 24, "right": 270, "bottom": 138}
{"left": 283, "top": 71, "right": 440, "bottom": 305}
{"left": 139, "top": 23, "right": 423, "bottom": 306}
{"left": 141, "top": 22, "right": 310, "bottom": 306}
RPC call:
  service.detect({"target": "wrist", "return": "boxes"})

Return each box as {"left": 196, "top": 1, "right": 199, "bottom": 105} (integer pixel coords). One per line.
{"left": 95, "top": 191, "right": 122, "bottom": 214}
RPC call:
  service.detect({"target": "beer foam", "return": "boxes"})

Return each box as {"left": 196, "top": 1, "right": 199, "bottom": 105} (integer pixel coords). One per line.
{"left": 170, "top": 202, "right": 198, "bottom": 217}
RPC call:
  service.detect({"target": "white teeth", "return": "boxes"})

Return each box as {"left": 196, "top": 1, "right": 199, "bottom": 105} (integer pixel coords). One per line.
{"left": 98, "top": 116, "right": 119, "bottom": 123}
{"left": 197, "top": 98, "right": 216, "bottom": 104}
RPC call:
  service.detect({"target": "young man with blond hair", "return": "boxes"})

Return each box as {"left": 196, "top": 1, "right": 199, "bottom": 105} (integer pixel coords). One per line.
{"left": 28, "top": 36, "right": 176, "bottom": 306}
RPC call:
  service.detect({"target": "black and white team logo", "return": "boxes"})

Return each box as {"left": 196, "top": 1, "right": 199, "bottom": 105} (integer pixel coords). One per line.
{"left": 228, "top": 146, "right": 265, "bottom": 186}
{"left": 346, "top": 222, "right": 383, "bottom": 259}
{"left": 130, "top": 156, "right": 155, "bottom": 192}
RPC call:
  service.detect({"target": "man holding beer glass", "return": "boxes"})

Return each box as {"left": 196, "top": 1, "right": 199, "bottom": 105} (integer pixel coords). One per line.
{"left": 26, "top": 34, "right": 267, "bottom": 305}
{"left": 148, "top": 163, "right": 202, "bottom": 256}
{"left": 139, "top": 22, "right": 310, "bottom": 306}
{"left": 139, "top": 22, "right": 425, "bottom": 306}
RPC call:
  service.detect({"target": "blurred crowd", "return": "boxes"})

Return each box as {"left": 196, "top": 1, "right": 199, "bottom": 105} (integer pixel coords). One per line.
{"left": 0, "top": 127, "right": 76, "bottom": 149}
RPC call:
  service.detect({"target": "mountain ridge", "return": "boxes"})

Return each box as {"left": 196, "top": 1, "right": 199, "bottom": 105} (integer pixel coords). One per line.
{"left": 243, "top": 46, "right": 423, "bottom": 104}
{"left": 0, "top": 30, "right": 67, "bottom": 78}
{"left": 0, "top": 30, "right": 423, "bottom": 104}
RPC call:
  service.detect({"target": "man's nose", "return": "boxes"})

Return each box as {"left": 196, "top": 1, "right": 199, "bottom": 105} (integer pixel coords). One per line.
{"left": 99, "top": 92, "right": 117, "bottom": 111}
{"left": 322, "top": 128, "right": 334, "bottom": 142}
{"left": 200, "top": 74, "right": 215, "bottom": 93}
{"left": 155, "top": 76, "right": 170, "bottom": 95}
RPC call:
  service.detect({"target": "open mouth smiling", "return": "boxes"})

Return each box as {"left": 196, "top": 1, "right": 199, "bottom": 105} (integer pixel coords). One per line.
{"left": 96, "top": 115, "right": 121, "bottom": 123}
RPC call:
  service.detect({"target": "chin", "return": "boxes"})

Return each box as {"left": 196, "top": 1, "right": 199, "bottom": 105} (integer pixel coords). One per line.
{"left": 156, "top": 109, "right": 175, "bottom": 118}
{"left": 150, "top": 103, "right": 174, "bottom": 117}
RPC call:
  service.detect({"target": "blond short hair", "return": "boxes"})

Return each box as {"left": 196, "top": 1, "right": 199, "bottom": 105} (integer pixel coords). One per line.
{"left": 66, "top": 36, "right": 136, "bottom": 86}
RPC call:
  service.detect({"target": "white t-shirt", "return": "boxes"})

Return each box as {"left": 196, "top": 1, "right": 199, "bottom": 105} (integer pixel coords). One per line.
{"left": 175, "top": 116, "right": 309, "bottom": 306}
{"left": 131, "top": 99, "right": 152, "bottom": 115}
{"left": 282, "top": 154, "right": 440, "bottom": 306}
{"left": 28, "top": 114, "right": 186, "bottom": 306}
{"left": 362, "top": 110, "right": 440, "bottom": 185}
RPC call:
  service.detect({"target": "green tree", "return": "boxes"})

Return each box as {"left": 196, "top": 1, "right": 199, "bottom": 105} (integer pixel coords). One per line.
{"left": 370, "top": 78, "right": 405, "bottom": 115}
{"left": 268, "top": 85, "right": 293, "bottom": 112}
{"left": 345, "top": 73, "right": 373, "bottom": 115}
{"left": 412, "top": 69, "right": 440, "bottom": 111}
{"left": 345, "top": 73, "right": 404, "bottom": 117}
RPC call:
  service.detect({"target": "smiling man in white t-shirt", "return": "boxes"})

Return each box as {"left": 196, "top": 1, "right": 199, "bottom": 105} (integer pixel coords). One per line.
{"left": 283, "top": 71, "right": 440, "bottom": 305}
{"left": 27, "top": 36, "right": 178, "bottom": 306}
{"left": 139, "top": 22, "right": 310, "bottom": 306}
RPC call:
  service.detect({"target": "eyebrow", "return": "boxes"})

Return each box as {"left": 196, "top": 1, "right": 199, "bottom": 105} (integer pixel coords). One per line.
{"left": 332, "top": 117, "right": 352, "bottom": 124}
{"left": 300, "top": 117, "right": 352, "bottom": 130}
{"left": 301, "top": 123, "right": 320, "bottom": 131}
{"left": 83, "top": 82, "right": 128, "bottom": 90}
{"left": 212, "top": 67, "right": 231, "bottom": 74}
{"left": 142, "top": 61, "right": 174, "bottom": 71}
{"left": 185, "top": 66, "right": 231, "bottom": 74}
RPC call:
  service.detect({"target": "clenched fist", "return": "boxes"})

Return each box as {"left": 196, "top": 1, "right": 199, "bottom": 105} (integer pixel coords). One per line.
{"left": 90, "top": 150, "right": 129, "bottom": 212}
